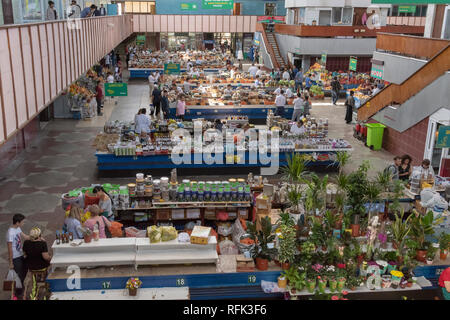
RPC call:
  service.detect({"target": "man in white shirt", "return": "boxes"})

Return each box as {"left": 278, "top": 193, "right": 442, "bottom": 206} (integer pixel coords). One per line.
{"left": 285, "top": 86, "right": 293, "bottom": 98}
{"left": 418, "top": 159, "right": 436, "bottom": 180}
{"left": 148, "top": 73, "right": 155, "bottom": 97}
{"left": 256, "top": 66, "right": 264, "bottom": 77}
{"left": 68, "top": 0, "right": 81, "bottom": 18}
{"left": 291, "top": 93, "right": 304, "bottom": 121}
{"left": 186, "top": 59, "right": 193, "bottom": 72}
{"left": 154, "top": 71, "right": 160, "bottom": 83}
{"left": 274, "top": 86, "right": 282, "bottom": 95}
{"left": 107, "top": 72, "right": 114, "bottom": 83}
{"left": 290, "top": 120, "right": 306, "bottom": 135}
{"left": 275, "top": 90, "right": 286, "bottom": 118}
{"left": 254, "top": 76, "right": 262, "bottom": 88}
{"left": 7, "top": 214, "right": 30, "bottom": 299}
{"left": 224, "top": 84, "right": 233, "bottom": 95}
{"left": 248, "top": 63, "right": 258, "bottom": 78}
{"left": 282, "top": 69, "right": 291, "bottom": 81}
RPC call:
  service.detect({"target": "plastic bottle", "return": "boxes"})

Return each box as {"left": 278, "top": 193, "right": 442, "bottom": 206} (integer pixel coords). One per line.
{"left": 56, "top": 231, "right": 60, "bottom": 245}
{"left": 93, "top": 224, "right": 100, "bottom": 241}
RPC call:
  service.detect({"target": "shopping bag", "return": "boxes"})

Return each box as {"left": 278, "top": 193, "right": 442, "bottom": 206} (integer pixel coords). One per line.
{"left": 3, "top": 269, "right": 22, "bottom": 291}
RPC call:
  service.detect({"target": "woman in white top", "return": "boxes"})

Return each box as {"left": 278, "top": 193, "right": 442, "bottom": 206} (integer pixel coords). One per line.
{"left": 282, "top": 69, "right": 291, "bottom": 81}
{"left": 135, "top": 108, "right": 151, "bottom": 136}
{"left": 291, "top": 93, "right": 304, "bottom": 121}
{"left": 275, "top": 90, "right": 286, "bottom": 118}
{"left": 290, "top": 120, "right": 306, "bottom": 135}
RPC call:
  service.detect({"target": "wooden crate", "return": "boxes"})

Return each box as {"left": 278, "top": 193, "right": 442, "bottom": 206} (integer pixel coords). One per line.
{"left": 156, "top": 209, "right": 171, "bottom": 220}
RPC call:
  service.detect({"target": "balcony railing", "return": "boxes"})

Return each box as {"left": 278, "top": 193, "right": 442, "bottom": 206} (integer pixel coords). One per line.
{"left": 386, "top": 16, "right": 426, "bottom": 27}
{"left": 260, "top": 23, "right": 424, "bottom": 37}
{"left": 376, "top": 33, "right": 450, "bottom": 60}
{"left": 0, "top": 15, "right": 133, "bottom": 146}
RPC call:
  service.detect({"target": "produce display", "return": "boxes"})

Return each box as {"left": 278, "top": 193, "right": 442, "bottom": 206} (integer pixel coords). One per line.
{"left": 68, "top": 69, "right": 104, "bottom": 119}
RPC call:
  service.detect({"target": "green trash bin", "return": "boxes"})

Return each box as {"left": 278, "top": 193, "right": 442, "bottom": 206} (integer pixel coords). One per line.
{"left": 366, "top": 123, "right": 386, "bottom": 150}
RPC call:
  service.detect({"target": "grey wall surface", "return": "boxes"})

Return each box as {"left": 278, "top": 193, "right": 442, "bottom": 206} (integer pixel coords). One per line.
{"left": 275, "top": 34, "right": 376, "bottom": 57}
{"left": 373, "top": 72, "right": 450, "bottom": 133}
{"left": 373, "top": 51, "right": 427, "bottom": 85}
{"left": 256, "top": 32, "right": 274, "bottom": 70}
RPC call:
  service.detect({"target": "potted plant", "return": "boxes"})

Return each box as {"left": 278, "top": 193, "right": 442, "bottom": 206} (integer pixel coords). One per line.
{"left": 426, "top": 246, "right": 438, "bottom": 265}
{"left": 306, "top": 277, "right": 316, "bottom": 293}
{"left": 304, "top": 173, "right": 328, "bottom": 216}
{"left": 126, "top": 277, "right": 142, "bottom": 296}
{"left": 279, "top": 223, "right": 297, "bottom": 270}
{"left": 410, "top": 211, "right": 434, "bottom": 262}
{"left": 389, "top": 210, "right": 412, "bottom": 257}
{"left": 439, "top": 233, "right": 450, "bottom": 260}
{"left": 80, "top": 227, "right": 93, "bottom": 243}
{"left": 282, "top": 266, "right": 306, "bottom": 293}
{"left": 247, "top": 216, "right": 278, "bottom": 271}
{"left": 317, "top": 276, "right": 327, "bottom": 294}
{"left": 328, "top": 277, "right": 338, "bottom": 292}
{"left": 278, "top": 275, "right": 287, "bottom": 289}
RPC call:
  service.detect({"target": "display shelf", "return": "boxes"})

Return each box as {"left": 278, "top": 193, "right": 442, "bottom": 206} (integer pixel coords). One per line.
{"left": 286, "top": 283, "right": 422, "bottom": 296}
{"left": 50, "top": 287, "right": 190, "bottom": 300}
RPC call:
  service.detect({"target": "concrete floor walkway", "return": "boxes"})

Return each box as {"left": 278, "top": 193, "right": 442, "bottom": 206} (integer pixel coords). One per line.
{"left": 0, "top": 81, "right": 395, "bottom": 299}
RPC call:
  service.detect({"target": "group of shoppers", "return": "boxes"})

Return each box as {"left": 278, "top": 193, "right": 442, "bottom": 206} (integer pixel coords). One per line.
{"left": 386, "top": 156, "right": 435, "bottom": 181}
{"left": 46, "top": 1, "right": 107, "bottom": 21}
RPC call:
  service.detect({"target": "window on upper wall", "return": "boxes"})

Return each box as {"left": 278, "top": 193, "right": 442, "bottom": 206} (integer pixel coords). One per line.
{"left": 332, "top": 7, "right": 353, "bottom": 25}
{"left": 265, "top": 3, "right": 276, "bottom": 16}
{"left": 123, "top": 1, "right": 156, "bottom": 14}
{"left": 299, "top": 7, "right": 305, "bottom": 24}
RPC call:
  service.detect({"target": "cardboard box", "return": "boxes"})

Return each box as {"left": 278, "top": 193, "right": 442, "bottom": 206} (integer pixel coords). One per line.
{"left": 255, "top": 193, "right": 272, "bottom": 210}
{"left": 236, "top": 255, "right": 255, "bottom": 272}
{"left": 171, "top": 209, "right": 185, "bottom": 220}
{"left": 156, "top": 209, "right": 170, "bottom": 220}
{"left": 190, "top": 226, "right": 211, "bottom": 245}
{"left": 204, "top": 209, "right": 216, "bottom": 219}
{"left": 238, "top": 209, "right": 248, "bottom": 219}
{"left": 186, "top": 208, "right": 201, "bottom": 219}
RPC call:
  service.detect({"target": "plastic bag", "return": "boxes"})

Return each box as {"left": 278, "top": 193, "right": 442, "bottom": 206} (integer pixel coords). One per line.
{"left": 232, "top": 218, "right": 246, "bottom": 245}
{"left": 148, "top": 226, "right": 161, "bottom": 243}
{"left": 161, "top": 226, "right": 178, "bottom": 242}
{"left": 178, "top": 232, "right": 190, "bottom": 243}
{"left": 219, "top": 240, "right": 239, "bottom": 255}
{"left": 4, "top": 269, "right": 22, "bottom": 289}
{"left": 261, "top": 280, "right": 285, "bottom": 293}
{"left": 218, "top": 223, "right": 233, "bottom": 237}
{"left": 110, "top": 221, "right": 123, "bottom": 237}
{"left": 420, "top": 189, "right": 439, "bottom": 207}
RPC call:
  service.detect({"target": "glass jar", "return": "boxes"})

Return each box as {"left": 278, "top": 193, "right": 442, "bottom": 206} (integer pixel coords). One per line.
{"left": 191, "top": 187, "right": 198, "bottom": 201}
{"left": 211, "top": 188, "right": 217, "bottom": 201}
{"left": 177, "top": 187, "right": 185, "bottom": 202}
{"left": 218, "top": 188, "right": 224, "bottom": 201}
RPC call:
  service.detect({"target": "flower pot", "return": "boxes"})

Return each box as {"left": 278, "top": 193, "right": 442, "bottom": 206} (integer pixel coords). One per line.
{"left": 255, "top": 257, "right": 269, "bottom": 271}
{"left": 318, "top": 281, "right": 327, "bottom": 293}
{"left": 278, "top": 276, "right": 287, "bottom": 289}
{"left": 440, "top": 250, "right": 448, "bottom": 261}
{"left": 306, "top": 281, "right": 316, "bottom": 293}
{"left": 350, "top": 286, "right": 357, "bottom": 291}
{"left": 337, "top": 279, "right": 346, "bottom": 292}
{"left": 281, "top": 262, "right": 290, "bottom": 270}
{"left": 426, "top": 259, "right": 433, "bottom": 265}
{"left": 415, "top": 249, "right": 427, "bottom": 263}
{"left": 329, "top": 279, "right": 337, "bottom": 292}
{"left": 128, "top": 288, "right": 137, "bottom": 296}
{"left": 273, "top": 260, "right": 281, "bottom": 267}
{"left": 406, "top": 282, "right": 413, "bottom": 288}
{"left": 350, "top": 224, "right": 360, "bottom": 237}
{"left": 84, "top": 234, "right": 92, "bottom": 243}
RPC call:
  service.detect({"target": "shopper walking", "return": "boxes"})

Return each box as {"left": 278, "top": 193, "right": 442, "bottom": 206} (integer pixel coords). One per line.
{"left": 23, "top": 227, "right": 51, "bottom": 273}
{"left": 331, "top": 77, "right": 341, "bottom": 105}
{"left": 93, "top": 186, "right": 114, "bottom": 221}
{"left": 64, "top": 205, "right": 84, "bottom": 239}
{"left": 176, "top": 94, "right": 186, "bottom": 121}
{"left": 68, "top": 0, "right": 81, "bottom": 19}
{"left": 148, "top": 72, "right": 155, "bottom": 99}
{"left": 99, "top": 4, "right": 107, "bottom": 16}
{"left": 344, "top": 90, "right": 355, "bottom": 124}
{"left": 291, "top": 93, "right": 304, "bottom": 121}
{"left": 294, "top": 69, "right": 303, "bottom": 93}
{"left": 152, "top": 84, "right": 162, "bottom": 119}
{"left": 95, "top": 82, "right": 103, "bottom": 116}
{"left": 46, "top": 1, "right": 57, "bottom": 21}
{"left": 7, "top": 214, "right": 30, "bottom": 299}
{"left": 161, "top": 90, "right": 170, "bottom": 119}
{"left": 84, "top": 205, "right": 111, "bottom": 239}
{"left": 302, "top": 95, "right": 311, "bottom": 116}
{"left": 275, "top": 90, "right": 286, "bottom": 118}
{"left": 282, "top": 69, "right": 290, "bottom": 81}
{"left": 305, "top": 74, "right": 312, "bottom": 93}
{"left": 398, "top": 154, "right": 412, "bottom": 181}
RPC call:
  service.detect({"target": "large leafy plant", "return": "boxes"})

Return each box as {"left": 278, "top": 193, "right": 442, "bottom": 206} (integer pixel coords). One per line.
{"left": 304, "top": 173, "right": 328, "bottom": 214}
{"left": 279, "top": 224, "right": 297, "bottom": 264}
{"left": 344, "top": 163, "right": 370, "bottom": 223}
{"left": 389, "top": 210, "right": 412, "bottom": 256}
{"left": 246, "top": 216, "right": 278, "bottom": 261}
{"left": 281, "top": 153, "right": 308, "bottom": 183}
{"left": 282, "top": 266, "right": 307, "bottom": 290}
{"left": 410, "top": 210, "right": 435, "bottom": 250}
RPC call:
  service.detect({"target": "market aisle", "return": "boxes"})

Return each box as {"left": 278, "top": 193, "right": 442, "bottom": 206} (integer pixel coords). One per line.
{"left": 108, "top": 80, "right": 150, "bottom": 122}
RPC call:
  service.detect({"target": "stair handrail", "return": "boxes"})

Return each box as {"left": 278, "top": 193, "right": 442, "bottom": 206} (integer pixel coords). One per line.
{"left": 260, "top": 23, "right": 280, "bottom": 69}
{"left": 357, "top": 43, "right": 450, "bottom": 121}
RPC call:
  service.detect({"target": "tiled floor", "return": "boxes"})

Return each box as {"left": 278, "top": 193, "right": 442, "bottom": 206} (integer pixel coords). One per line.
{"left": 0, "top": 81, "right": 395, "bottom": 299}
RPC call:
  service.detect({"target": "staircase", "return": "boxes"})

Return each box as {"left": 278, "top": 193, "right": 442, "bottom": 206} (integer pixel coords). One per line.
{"left": 261, "top": 25, "right": 287, "bottom": 70}
{"left": 357, "top": 43, "right": 450, "bottom": 121}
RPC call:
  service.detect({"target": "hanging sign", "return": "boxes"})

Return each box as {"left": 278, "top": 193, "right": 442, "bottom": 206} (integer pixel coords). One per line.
{"left": 202, "top": 0, "right": 234, "bottom": 9}
{"left": 180, "top": 3, "right": 198, "bottom": 10}
{"left": 349, "top": 57, "right": 357, "bottom": 71}
{"left": 398, "top": 6, "right": 416, "bottom": 13}
{"left": 257, "top": 16, "right": 286, "bottom": 24}
{"left": 371, "top": 65, "right": 384, "bottom": 80}
{"left": 436, "top": 126, "right": 450, "bottom": 148}
{"left": 136, "top": 35, "right": 146, "bottom": 45}
{"left": 105, "top": 83, "right": 128, "bottom": 96}
{"left": 164, "top": 63, "right": 181, "bottom": 75}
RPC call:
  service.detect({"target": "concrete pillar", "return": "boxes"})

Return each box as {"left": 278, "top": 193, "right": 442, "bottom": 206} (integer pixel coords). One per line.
{"left": 424, "top": 4, "right": 436, "bottom": 38}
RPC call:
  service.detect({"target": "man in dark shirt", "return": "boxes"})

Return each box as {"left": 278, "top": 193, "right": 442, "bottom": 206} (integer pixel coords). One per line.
{"left": 161, "top": 90, "right": 170, "bottom": 119}
{"left": 331, "top": 77, "right": 342, "bottom": 105}
{"left": 152, "top": 84, "right": 162, "bottom": 118}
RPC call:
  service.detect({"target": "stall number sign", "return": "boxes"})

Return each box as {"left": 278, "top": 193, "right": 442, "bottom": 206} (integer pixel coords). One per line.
{"left": 176, "top": 278, "right": 186, "bottom": 286}
{"left": 436, "top": 126, "right": 450, "bottom": 148}
{"left": 349, "top": 57, "right": 357, "bottom": 71}
{"left": 105, "top": 83, "right": 128, "bottom": 96}
{"left": 136, "top": 35, "right": 146, "bottom": 45}
{"left": 203, "top": 0, "right": 234, "bottom": 9}
{"left": 371, "top": 65, "right": 384, "bottom": 80}
{"left": 181, "top": 3, "right": 198, "bottom": 10}
{"left": 102, "top": 281, "right": 111, "bottom": 289}
{"left": 164, "top": 63, "right": 181, "bottom": 75}
{"left": 248, "top": 275, "right": 257, "bottom": 283}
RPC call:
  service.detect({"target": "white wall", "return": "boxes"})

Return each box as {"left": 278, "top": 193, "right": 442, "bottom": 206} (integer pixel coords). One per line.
{"left": 285, "top": 0, "right": 390, "bottom": 9}
{"left": 276, "top": 33, "right": 376, "bottom": 56}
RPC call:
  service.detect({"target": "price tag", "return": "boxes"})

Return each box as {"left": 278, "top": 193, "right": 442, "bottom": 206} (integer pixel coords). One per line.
{"left": 176, "top": 278, "right": 186, "bottom": 286}
{"left": 248, "top": 275, "right": 256, "bottom": 283}
{"left": 102, "top": 281, "right": 111, "bottom": 289}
